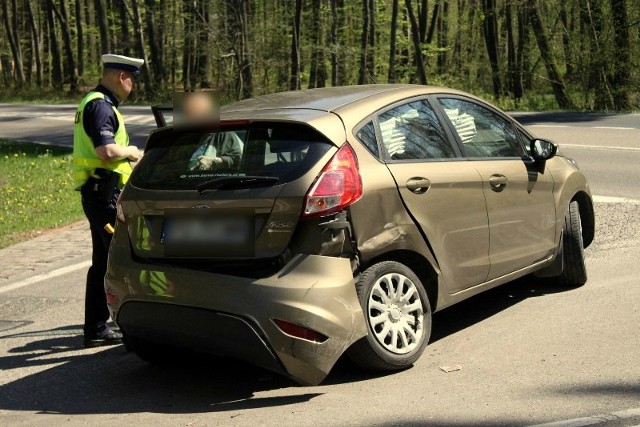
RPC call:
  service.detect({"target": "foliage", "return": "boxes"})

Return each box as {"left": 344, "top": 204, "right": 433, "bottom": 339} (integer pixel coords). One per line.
{"left": 0, "top": 140, "right": 83, "bottom": 248}
{"left": 0, "top": 0, "right": 638, "bottom": 110}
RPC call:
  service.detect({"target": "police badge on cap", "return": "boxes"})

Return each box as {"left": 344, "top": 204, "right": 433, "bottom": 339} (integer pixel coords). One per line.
{"left": 101, "top": 54, "right": 144, "bottom": 76}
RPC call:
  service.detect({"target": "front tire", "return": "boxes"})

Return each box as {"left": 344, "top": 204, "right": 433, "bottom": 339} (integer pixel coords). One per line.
{"left": 555, "top": 201, "right": 587, "bottom": 287}
{"left": 347, "top": 261, "right": 432, "bottom": 371}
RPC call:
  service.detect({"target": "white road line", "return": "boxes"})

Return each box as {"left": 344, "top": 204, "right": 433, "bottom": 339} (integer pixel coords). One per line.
{"left": 530, "top": 407, "right": 640, "bottom": 427}
{"left": 592, "top": 126, "right": 636, "bottom": 130}
{"left": 528, "top": 124, "right": 639, "bottom": 130}
{"left": 528, "top": 125, "right": 570, "bottom": 128}
{"left": 561, "top": 143, "right": 640, "bottom": 151}
{"left": 0, "top": 260, "right": 91, "bottom": 294}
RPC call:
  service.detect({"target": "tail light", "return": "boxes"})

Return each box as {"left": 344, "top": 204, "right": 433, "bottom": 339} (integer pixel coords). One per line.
{"left": 303, "top": 144, "right": 363, "bottom": 218}
{"left": 116, "top": 192, "right": 126, "bottom": 224}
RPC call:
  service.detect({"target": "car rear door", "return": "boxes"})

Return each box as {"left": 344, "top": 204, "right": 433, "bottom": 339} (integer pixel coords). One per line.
{"left": 435, "top": 96, "right": 557, "bottom": 280}
{"left": 372, "top": 98, "right": 491, "bottom": 293}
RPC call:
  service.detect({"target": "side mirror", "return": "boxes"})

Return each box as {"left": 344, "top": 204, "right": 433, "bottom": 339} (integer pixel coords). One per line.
{"left": 530, "top": 139, "right": 558, "bottom": 161}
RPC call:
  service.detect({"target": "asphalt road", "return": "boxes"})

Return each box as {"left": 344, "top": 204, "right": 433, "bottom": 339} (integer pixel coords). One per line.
{"left": 0, "top": 106, "right": 639, "bottom": 426}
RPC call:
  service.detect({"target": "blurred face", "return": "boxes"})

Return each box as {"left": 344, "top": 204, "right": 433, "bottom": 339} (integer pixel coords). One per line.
{"left": 183, "top": 93, "right": 216, "bottom": 121}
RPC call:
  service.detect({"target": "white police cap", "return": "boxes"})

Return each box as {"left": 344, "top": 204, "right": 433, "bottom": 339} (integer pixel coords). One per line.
{"left": 101, "top": 54, "right": 144, "bottom": 76}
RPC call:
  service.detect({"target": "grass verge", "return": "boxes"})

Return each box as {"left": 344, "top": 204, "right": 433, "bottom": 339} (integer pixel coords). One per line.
{"left": 0, "top": 140, "right": 84, "bottom": 249}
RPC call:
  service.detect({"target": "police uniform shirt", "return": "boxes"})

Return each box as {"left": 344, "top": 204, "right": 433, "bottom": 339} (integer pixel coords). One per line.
{"left": 83, "top": 84, "right": 121, "bottom": 148}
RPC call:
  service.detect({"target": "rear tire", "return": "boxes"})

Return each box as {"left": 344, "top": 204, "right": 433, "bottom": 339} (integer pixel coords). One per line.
{"left": 555, "top": 201, "right": 587, "bottom": 287}
{"left": 347, "top": 261, "right": 432, "bottom": 371}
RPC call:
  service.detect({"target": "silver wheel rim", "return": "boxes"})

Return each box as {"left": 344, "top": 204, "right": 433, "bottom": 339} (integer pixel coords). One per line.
{"left": 367, "top": 272, "right": 424, "bottom": 355}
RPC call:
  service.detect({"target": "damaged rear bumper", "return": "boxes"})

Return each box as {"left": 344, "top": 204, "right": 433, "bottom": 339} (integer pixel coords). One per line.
{"left": 105, "top": 245, "right": 367, "bottom": 385}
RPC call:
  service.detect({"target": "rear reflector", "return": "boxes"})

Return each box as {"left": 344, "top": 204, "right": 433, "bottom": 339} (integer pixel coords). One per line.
{"left": 273, "top": 319, "right": 328, "bottom": 343}
{"left": 303, "top": 144, "right": 363, "bottom": 218}
{"left": 106, "top": 292, "right": 118, "bottom": 305}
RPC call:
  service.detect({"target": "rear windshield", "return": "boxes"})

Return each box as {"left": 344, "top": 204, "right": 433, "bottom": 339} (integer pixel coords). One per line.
{"left": 131, "top": 123, "right": 333, "bottom": 190}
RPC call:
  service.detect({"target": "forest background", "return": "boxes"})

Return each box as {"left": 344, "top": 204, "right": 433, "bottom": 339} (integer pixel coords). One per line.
{"left": 1, "top": 0, "right": 638, "bottom": 111}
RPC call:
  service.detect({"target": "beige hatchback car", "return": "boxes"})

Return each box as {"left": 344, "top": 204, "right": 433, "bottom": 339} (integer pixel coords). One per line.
{"left": 105, "top": 85, "right": 594, "bottom": 385}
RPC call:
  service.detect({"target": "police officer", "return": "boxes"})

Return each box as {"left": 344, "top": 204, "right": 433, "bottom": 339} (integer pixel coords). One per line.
{"left": 73, "top": 54, "right": 144, "bottom": 348}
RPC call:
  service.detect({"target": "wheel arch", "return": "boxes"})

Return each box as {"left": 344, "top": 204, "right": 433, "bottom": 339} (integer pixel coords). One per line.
{"left": 362, "top": 250, "right": 439, "bottom": 312}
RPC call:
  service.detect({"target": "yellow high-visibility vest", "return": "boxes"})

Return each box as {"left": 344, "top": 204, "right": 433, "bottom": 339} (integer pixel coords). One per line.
{"left": 72, "top": 91, "right": 132, "bottom": 189}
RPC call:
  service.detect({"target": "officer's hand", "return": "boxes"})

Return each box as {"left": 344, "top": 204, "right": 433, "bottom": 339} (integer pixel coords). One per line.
{"left": 126, "top": 146, "right": 143, "bottom": 162}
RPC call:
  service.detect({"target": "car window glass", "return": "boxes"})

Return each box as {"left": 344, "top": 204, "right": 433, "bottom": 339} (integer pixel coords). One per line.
{"left": 356, "top": 121, "right": 379, "bottom": 157}
{"left": 377, "top": 100, "right": 455, "bottom": 160}
{"left": 132, "top": 125, "right": 332, "bottom": 190}
{"left": 438, "top": 98, "right": 523, "bottom": 158}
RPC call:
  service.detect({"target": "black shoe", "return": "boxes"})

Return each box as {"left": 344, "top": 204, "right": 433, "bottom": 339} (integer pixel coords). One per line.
{"left": 84, "top": 325, "right": 123, "bottom": 348}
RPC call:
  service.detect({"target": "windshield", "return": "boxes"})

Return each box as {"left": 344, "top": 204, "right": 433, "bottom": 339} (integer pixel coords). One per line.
{"left": 131, "top": 123, "right": 334, "bottom": 190}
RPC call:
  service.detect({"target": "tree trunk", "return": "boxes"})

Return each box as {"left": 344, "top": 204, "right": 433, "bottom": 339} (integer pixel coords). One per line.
{"left": 309, "top": 0, "right": 325, "bottom": 89}
{"left": 1, "top": 0, "right": 26, "bottom": 85}
{"left": 405, "top": 0, "right": 428, "bottom": 84}
{"left": 527, "top": 0, "right": 575, "bottom": 109}
{"left": 583, "top": 0, "right": 613, "bottom": 110}
{"left": 505, "top": 2, "right": 516, "bottom": 97}
{"left": 388, "top": 0, "right": 399, "bottom": 83}
{"left": 358, "top": 0, "right": 371, "bottom": 84}
{"left": 559, "top": 3, "right": 573, "bottom": 80}
{"left": 129, "top": 0, "right": 151, "bottom": 94}
{"left": 436, "top": 0, "right": 447, "bottom": 73}
{"left": 94, "top": 0, "right": 110, "bottom": 54}
{"left": 75, "top": 0, "right": 84, "bottom": 77}
{"left": 330, "top": 0, "right": 340, "bottom": 86}
{"left": 25, "top": 0, "right": 43, "bottom": 86}
{"left": 45, "top": 0, "right": 63, "bottom": 89}
{"left": 289, "top": 0, "right": 303, "bottom": 90}
{"left": 144, "top": 0, "right": 164, "bottom": 85}
{"left": 609, "top": 0, "right": 631, "bottom": 110}
{"left": 481, "top": 0, "right": 501, "bottom": 98}
{"left": 52, "top": 0, "right": 79, "bottom": 92}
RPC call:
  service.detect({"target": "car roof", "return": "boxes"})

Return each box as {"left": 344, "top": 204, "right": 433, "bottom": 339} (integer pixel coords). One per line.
{"left": 220, "top": 85, "right": 483, "bottom": 144}
{"left": 223, "top": 84, "right": 471, "bottom": 115}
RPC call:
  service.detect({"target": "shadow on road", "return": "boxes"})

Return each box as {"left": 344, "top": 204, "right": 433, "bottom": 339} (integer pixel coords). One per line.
{"left": 2, "top": 276, "right": 633, "bottom": 416}
{"left": 430, "top": 276, "right": 574, "bottom": 343}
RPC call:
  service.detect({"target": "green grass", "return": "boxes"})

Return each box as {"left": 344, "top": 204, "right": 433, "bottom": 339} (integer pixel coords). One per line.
{"left": 0, "top": 140, "right": 84, "bottom": 249}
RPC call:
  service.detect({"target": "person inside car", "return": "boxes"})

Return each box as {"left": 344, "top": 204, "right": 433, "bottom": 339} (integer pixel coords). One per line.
{"left": 179, "top": 91, "right": 243, "bottom": 170}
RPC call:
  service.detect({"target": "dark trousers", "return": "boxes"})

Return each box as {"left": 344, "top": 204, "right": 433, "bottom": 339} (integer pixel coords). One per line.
{"left": 81, "top": 190, "right": 119, "bottom": 337}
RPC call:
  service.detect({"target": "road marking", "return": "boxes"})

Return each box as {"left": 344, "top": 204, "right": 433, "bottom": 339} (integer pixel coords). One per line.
{"left": 592, "top": 126, "right": 635, "bottom": 130}
{"left": 530, "top": 406, "right": 640, "bottom": 427}
{"left": 528, "top": 124, "right": 639, "bottom": 130}
{"left": 560, "top": 143, "right": 640, "bottom": 151}
{"left": 593, "top": 195, "right": 640, "bottom": 205}
{"left": 0, "top": 260, "right": 91, "bottom": 294}
{"left": 528, "top": 125, "right": 570, "bottom": 128}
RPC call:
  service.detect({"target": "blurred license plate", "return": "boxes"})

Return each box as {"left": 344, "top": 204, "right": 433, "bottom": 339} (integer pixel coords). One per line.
{"left": 162, "top": 215, "right": 253, "bottom": 257}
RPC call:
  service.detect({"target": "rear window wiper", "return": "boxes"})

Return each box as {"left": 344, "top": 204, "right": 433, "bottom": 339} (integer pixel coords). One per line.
{"left": 196, "top": 176, "right": 279, "bottom": 193}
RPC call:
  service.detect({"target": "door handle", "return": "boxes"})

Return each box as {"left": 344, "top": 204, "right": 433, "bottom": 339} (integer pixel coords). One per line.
{"left": 406, "top": 177, "right": 431, "bottom": 194}
{"left": 489, "top": 174, "right": 508, "bottom": 192}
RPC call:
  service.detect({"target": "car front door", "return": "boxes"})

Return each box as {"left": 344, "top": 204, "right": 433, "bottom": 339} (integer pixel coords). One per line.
{"left": 372, "top": 98, "right": 491, "bottom": 293}
{"left": 436, "top": 96, "right": 557, "bottom": 280}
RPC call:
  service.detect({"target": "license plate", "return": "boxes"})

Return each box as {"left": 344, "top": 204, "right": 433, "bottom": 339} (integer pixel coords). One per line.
{"left": 162, "top": 214, "right": 253, "bottom": 257}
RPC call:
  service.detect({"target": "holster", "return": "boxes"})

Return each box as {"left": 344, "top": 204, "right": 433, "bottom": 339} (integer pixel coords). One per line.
{"left": 80, "top": 168, "right": 120, "bottom": 203}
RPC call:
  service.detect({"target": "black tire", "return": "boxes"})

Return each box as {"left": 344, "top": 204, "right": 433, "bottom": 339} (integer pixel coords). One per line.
{"left": 347, "top": 261, "right": 432, "bottom": 371}
{"left": 555, "top": 201, "right": 587, "bottom": 287}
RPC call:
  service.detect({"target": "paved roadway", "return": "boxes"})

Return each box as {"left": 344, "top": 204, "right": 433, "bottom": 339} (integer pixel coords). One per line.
{"left": 0, "top": 106, "right": 639, "bottom": 426}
